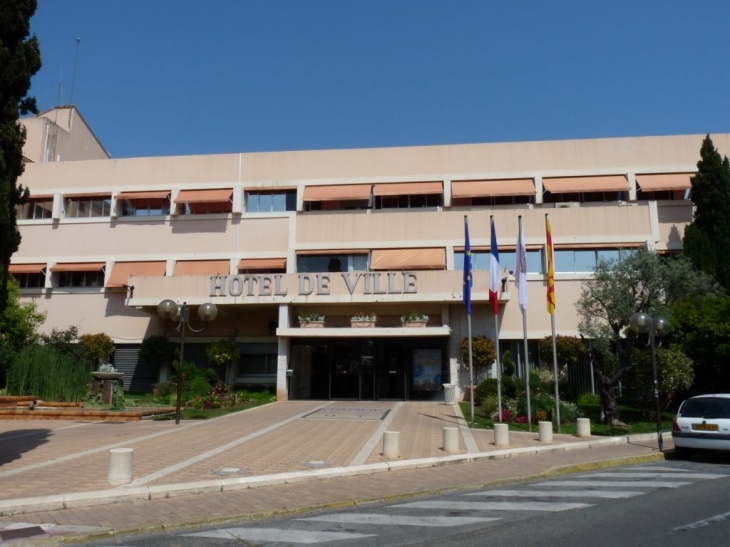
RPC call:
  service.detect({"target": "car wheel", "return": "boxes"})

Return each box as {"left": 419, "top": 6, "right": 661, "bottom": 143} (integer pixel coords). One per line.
{"left": 674, "top": 446, "right": 692, "bottom": 459}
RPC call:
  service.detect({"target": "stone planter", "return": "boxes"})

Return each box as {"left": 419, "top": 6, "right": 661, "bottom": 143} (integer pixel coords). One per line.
{"left": 92, "top": 372, "right": 124, "bottom": 405}
{"left": 402, "top": 321, "right": 427, "bottom": 328}
{"left": 300, "top": 320, "right": 325, "bottom": 328}
{"left": 351, "top": 320, "right": 376, "bottom": 328}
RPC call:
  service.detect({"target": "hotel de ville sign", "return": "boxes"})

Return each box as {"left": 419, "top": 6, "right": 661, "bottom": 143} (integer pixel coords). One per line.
{"left": 210, "top": 272, "right": 418, "bottom": 298}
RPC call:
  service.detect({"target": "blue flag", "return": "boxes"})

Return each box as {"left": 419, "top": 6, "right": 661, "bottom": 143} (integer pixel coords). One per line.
{"left": 463, "top": 216, "right": 472, "bottom": 315}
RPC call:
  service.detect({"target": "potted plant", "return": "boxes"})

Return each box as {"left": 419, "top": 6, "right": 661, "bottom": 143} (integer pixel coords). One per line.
{"left": 351, "top": 312, "right": 378, "bottom": 328}
{"left": 401, "top": 311, "right": 429, "bottom": 327}
{"left": 298, "top": 311, "right": 325, "bottom": 328}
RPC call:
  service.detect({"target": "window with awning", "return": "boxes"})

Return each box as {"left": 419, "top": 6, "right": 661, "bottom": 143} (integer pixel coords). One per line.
{"left": 635, "top": 173, "right": 693, "bottom": 201}
{"left": 64, "top": 194, "right": 112, "bottom": 218}
{"left": 452, "top": 179, "right": 536, "bottom": 198}
{"left": 175, "top": 189, "right": 233, "bottom": 214}
{"left": 118, "top": 190, "right": 171, "bottom": 217}
{"left": 9, "top": 263, "right": 46, "bottom": 274}
{"left": 174, "top": 260, "right": 231, "bottom": 276}
{"left": 370, "top": 248, "right": 446, "bottom": 270}
{"left": 9, "top": 264, "right": 46, "bottom": 289}
{"left": 106, "top": 261, "right": 167, "bottom": 287}
{"left": 374, "top": 182, "right": 443, "bottom": 209}
{"left": 51, "top": 262, "right": 106, "bottom": 288}
{"left": 542, "top": 175, "right": 629, "bottom": 204}
{"left": 237, "top": 258, "right": 287, "bottom": 272}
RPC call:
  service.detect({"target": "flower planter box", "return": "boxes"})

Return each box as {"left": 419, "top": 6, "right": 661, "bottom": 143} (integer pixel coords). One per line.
{"left": 351, "top": 320, "right": 376, "bottom": 328}
{"left": 300, "top": 321, "right": 325, "bottom": 328}
{"left": 402, "top": 321, "right": 428, "bottom": 328}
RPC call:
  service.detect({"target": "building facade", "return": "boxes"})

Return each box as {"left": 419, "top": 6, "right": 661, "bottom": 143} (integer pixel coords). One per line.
{"left": 14, "top": 113, "right": 728, "bottom": 401}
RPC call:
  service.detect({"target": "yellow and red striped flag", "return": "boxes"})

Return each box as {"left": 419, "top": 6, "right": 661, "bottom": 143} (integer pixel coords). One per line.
{"left": 546, "top": 214, "right": 555, "bottom": 315}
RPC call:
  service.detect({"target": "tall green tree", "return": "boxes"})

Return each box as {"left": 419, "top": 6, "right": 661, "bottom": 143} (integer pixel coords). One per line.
{"left": 0, "top": 277, "right": 45, "bottom": 386}
{"left": 0, "top": 0, "right": 42, "bottom": 316}
{"left": 576, "top": 248, "right": 720, "bottom": 425}
{"left": 683, "top": 135, "right": 730, "bottom": 290}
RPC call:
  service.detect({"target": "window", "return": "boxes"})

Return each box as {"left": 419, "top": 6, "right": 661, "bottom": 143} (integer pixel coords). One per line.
{"left": 13, "top": 272, "right": 45, "bottom": 288}
{"left": 302, "top": 184, "right": 372, "bottom": 212}
{"left": 455, "top": 250, "right": 542, "bottom": 273}
{"left": 543, "top": 191, "right": 624, "bottom": 204}
{"left": 175, "top": 189, "right": 233, "bottom": 215}
{"left": 17, "top": 198, "right": 53, "bottom": 220}
{"left": 58, "top": 270, "right": 105, "bottom": 287}
{"left": 64, "top": 196, "right": 112, "bottom": 218}
{"left": 181, "top": 201, "right": 232, "bottom": 214}
{"left": 553, "top": 248, "right": 637, "bottom": 273}
{"left": 375, "top": 194, "right": 442, "bottom": 209}
{"left": 297, "top": 253, "right": 368, "bottom": 273}
{"left": 239, "top": 343, "right": 278, "bottom": 376}
{"left": 122, "top": 198, "right": 170, "bottom": 217}
{"left": 452, "top": 195, "right": 532, "bottom": 207}
{"left": 246, "top": 190, "right": 296, "bottom": 212}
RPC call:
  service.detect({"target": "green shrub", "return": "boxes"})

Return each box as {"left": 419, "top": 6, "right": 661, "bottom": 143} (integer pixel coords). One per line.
{"left": 502, "top": 350, "right": 515, "bottom": 377}
{"left": 577, "top": 393, "right": 600, "bottom": 406}
{"left": 183, "top": 375, "right": 212, "bottom": 404}
{"left": 474, "top": 378, "right": 498, "bottom": 404}
{"left": 479, "top": 395, "right": 498, "bottom": 418}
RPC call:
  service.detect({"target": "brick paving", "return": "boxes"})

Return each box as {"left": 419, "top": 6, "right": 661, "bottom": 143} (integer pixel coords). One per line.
{"left": 0, "top": 400, "right": 668, "bottom": 539}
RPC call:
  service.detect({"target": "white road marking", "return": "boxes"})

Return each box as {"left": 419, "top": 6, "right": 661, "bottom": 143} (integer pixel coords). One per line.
{"left": 579, "top": 472, "right": 726, "bottom": 480}
{"left": 349, "top": 402, "right": 402, "bottom": 466}
{"left": 298, "top": 513, "right": 499, "bottom": 527}
{"left": 544, "top": 480, "right": 690, "bottom": 488}
{"left": 391, "top": 500, "right": 591, "bottom": 512}
{"left": 674, "top": 510, "right": 730, "bottom": 532}
{"left": 184, "top": 527, "right": 375, "bottom": 543}
{"left": 465, "top": 489, "right": 642, "bottom": 499}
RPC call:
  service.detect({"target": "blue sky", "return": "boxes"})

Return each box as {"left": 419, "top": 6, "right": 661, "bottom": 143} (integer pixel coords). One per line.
{"left": 28, "top": 1, "right": 730, "bottom": 159}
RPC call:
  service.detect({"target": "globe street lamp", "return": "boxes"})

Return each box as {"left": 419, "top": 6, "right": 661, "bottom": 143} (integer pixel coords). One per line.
{"left": 629, "top": 312, "right": 670, "bottom": 449}
{"left": 157, "top": 300, "right": 218, "bottom": 424}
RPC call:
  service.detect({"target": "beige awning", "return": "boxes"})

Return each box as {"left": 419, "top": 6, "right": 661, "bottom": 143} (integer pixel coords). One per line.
{"left": 174, "top": 260, "right": 230, "bottom": 276}
{"left": 28, "top": 194, "right": 53, "bottom": 200}
{"left": 296, "top": 249, "right": 368, "bottom": 256}
{"left": 542, "top": 175, "right": 629, "bottom": 193}
{"left": 51, "top": 262, "right": 106, "bottom": 272}
{"left": 635, "top": 173, "right": 693, "bottom": 192}
{"left": 373, "top": 182, "right": 442, "bottom": 196}
{"left": 452, "top": 179, "right": 535, "bottom": 198}
{"left": 302, "top": 184, "right": 372, "bottom": 201}
{"left": 117, "top": 190, "right": 171, "bottom": 200}
{"left": 370, "top": 248, "right": 446, "bottom": 270}
{"left": 237, "top": 258, "right": 287, "bottom": 270}
{"left": 9, "top": 263, "right": 46, "bottom": 274}
{"left": 106, "top": 261, "right": 167, "bottom": 287}
{"left": 175, "top": 189, "right": 233, "bottom": 203}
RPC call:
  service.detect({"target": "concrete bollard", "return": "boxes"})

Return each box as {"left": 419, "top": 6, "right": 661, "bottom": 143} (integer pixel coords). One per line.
{"left": 576, "top": 417, "right": 591, "bottom": 438}
{"left": 108, "top": 448, "right": 134, "bottom": 485}
{"left": 443, "top": 427, "right": 459, "bottom": 453}
{"left": 538, "top": 421, "right": 553, "bottom": 443}
{"left": 494, "top": 423, "right": 509, "bottom": 447}
{"left": 383, "top": 431, "right": 400, "bottom": 459}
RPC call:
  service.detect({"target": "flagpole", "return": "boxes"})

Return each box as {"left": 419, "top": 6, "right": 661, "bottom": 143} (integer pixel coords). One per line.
{"left": 545, "top": 213, "right": 560, "bottom": 433}
{"left": 489, "top": 216, "right": 503, "bottom": 423}
{"left": 518, "top": 216, "right": 532, "bottom": 432}
{"left": 468, "top": 313, "right": 474, "bottom": 426}
{"left": 551, "top": 313, "right": 561, "bottom": 432}
{"left": 463, "top": 216, "right": 475, "bottom": 426}
{"left": 494, "top": 314, "right": 502, "bottom": 422}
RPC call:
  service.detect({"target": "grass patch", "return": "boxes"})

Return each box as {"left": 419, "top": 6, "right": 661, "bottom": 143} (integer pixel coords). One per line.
{"left": 460, "top": 401, "right": 674, "bottom": 436}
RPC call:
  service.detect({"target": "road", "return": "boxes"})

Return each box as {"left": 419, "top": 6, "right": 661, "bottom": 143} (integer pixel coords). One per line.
{"left": 87, "top": 456, "right": 730, "bottom": 547}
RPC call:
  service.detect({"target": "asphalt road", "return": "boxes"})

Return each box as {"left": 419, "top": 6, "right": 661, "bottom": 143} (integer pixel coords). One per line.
{"left": 88, "top": 455, "right": 730, "bottom": 547}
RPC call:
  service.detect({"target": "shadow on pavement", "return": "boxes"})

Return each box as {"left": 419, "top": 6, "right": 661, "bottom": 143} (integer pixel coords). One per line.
{"left": 0, "top": 429, "right": 51, "bottom": 466}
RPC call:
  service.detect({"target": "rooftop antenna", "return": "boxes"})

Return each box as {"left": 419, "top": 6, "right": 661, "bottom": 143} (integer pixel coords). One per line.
{"left": 68, "top": 38, "right": 81, "bottom": 127}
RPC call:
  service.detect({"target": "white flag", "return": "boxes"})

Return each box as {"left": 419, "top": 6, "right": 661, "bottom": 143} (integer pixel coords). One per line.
{"left": 515, "top": 219, "right": 527, "bottom": 311}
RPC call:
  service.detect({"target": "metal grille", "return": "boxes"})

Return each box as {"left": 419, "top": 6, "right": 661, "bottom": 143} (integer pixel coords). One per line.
{"left": 113, "top": 344, "right": 156, "bottom": 393}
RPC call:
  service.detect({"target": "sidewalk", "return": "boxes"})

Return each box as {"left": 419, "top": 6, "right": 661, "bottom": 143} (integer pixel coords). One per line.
{"left": 0, "top": 401, "right": 669, "bottom": 542}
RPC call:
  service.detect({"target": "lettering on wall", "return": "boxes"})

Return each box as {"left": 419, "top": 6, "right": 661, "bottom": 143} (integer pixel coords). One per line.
{"left": 210, "top": 272, "right": 418, "bottom": 298}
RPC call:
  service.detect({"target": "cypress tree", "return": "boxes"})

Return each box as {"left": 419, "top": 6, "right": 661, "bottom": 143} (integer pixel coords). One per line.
{"left": 683, "top": 135, "right": 730, "bottom": 290}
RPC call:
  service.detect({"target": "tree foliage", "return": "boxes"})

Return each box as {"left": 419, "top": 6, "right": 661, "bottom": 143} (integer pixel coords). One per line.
{"left": 79, "top": 333, "right": 115, "bottom": 368}
{"left": 537, "top": 335, "right": 586, "bottom": 373}
{"left": 0, "top": 0, "right": 42, "bottom": 315}
{"left": 683, "top": 135, "right": 730, "bottom": 290}
{"left": 576, "top": 247, "right": 720, "bottom": 425}
{"left": 0, "top": 277, "right": 45, "bottom": 386}
{"left": 461, "top": 335, "right": 497, "bottom": 371}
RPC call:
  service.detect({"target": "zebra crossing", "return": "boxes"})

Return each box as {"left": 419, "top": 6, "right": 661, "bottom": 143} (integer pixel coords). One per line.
{"left": 181, "top": 465, "right": 728, "bottom": 545}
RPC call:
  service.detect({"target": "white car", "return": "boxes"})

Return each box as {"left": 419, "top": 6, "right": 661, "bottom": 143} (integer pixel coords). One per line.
{"left": 672, "top": 394, "right": 730, "bottom": 457}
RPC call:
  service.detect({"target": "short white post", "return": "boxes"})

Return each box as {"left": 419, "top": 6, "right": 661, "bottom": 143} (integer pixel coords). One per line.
{"left": 576, "top": 417, "right": 591, "bottom": 438}
{"left": 108, "top": 447, "right": 134, "bottom": 485}
{"left": 494, "top": 423, "right": 509, "bottom": 447}
{"left": 443, "top": 427, "right": 459, "bottom": 453}
{"left": 538, "top": 421, "right": 553, "bottom": 443}
{"left": 383, "top": 431, "right": 400, "bottom": 459}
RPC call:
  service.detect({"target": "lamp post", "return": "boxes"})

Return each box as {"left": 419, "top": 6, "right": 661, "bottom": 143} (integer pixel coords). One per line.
{"left": 629, "top": 312, "right": 670, "bottom": 450}
{"left": 157, "top": 300, "right": 218, "bottom": 425}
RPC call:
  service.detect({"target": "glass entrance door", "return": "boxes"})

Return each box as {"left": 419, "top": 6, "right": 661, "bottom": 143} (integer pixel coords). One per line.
{"left": 376, "top": 345, "right": 406, "bottom": 400}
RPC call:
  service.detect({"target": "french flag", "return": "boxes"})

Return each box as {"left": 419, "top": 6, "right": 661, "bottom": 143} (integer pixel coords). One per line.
{"left": 489, "top": 217, "right": 500, "bottom": 316}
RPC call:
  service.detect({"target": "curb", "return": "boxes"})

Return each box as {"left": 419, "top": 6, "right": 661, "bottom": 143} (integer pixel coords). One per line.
{"left": 0, "top": 434, "right": 663, "bottom": 517}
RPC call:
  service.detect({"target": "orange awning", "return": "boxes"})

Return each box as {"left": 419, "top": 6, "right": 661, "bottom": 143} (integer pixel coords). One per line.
{"left": 370, "top": 248, "right": 446, "bottom": 270}
{"left": 542, "top": 175, "right": 629, "bottom": 193}
{"left": 117, "top": 190, "right": 171, "bottom": 200}
{"left": 175, "top": 189, "right": 233, "bottom": 203}
{"left": 174, "top": 260, "right": 230, "bottom": 276}
{"left": 63, "top": 192, "right": 112, "bottom": 198}
{"left": 28, "top": 194, "right": 53, "bottom": 200}
{"left": 635, "top": 173, "right": 693, "bottom": 192}
{"left": 106, "top": 261, "right": 167, "bottom": 287}
{"left": 237, "top": 258, "right": 287, "bottom": 270}
{"left": 374, "top": 182, "right": 442, "bottom": 196}
{"left": 302, "top": 184, "right": 372, "bottom": 201}
{"left": 9, "top": 263, "right": 46, "bottom": 274}
{"left": 452, "top": 179, "right": 535, "bottom": 198}
{"left": 51, "top": 262, "right": 105, "bottom": 272}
